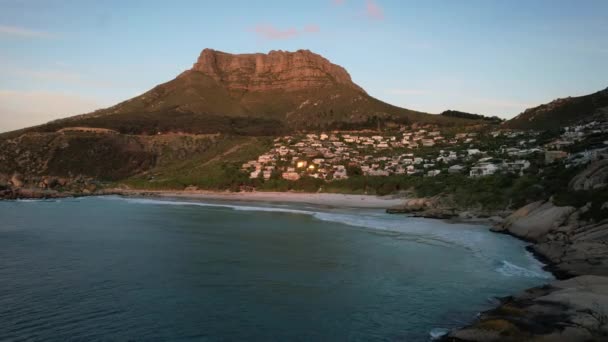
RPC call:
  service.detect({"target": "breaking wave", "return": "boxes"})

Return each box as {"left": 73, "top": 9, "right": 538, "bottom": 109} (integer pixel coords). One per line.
{"left": 496, "top": 260, "right": 551, "bottom": 279}
{"left": 113, "top": 196, "right": 554, "bottom": 280}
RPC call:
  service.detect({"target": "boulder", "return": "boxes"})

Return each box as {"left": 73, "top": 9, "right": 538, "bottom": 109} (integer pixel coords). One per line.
{"left": 494, "top": 201, "right": 576, "bottom": 241}
{"left": 445, "top": 275, "right": 608, "bottom": 342}
{"left": 570, "top": 160, "right": 608, "bottom": 191}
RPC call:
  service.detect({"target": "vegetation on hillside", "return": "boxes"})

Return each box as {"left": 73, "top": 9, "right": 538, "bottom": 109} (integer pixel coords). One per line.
{"left": 441, "top": 110, "right": 504, "bottom": 124}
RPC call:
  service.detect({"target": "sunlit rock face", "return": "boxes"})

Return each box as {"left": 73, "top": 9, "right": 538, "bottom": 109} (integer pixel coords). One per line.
{"left": 191, "top": 48, "right": 364, "bottom": 93}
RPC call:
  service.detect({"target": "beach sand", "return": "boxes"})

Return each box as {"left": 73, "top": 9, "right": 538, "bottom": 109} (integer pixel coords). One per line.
{"left": 110, "top": 190, "right": 406, "bottom": 209}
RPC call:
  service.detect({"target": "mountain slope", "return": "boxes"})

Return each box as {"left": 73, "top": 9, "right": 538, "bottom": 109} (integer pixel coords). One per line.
{"left": 505, "top": 87, "right": 608, "bottom": 130}
{"left": 9, "top": 49, "right": 475, "bottom": 137}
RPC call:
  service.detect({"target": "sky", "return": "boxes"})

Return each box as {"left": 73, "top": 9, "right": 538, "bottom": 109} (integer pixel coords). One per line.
{"left": 1, "top": 0, "right": 607, "bottom": 132}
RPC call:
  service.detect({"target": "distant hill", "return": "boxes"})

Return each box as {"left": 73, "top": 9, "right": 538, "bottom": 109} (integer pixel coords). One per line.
{"left": 441, "top": 110, "right": 504, "bottom": 124}
{"left": 4, "top": 49, "right": 480, "bottom": 138}
{"left": 505, "top": 87, "right": 608, "bottom": 130}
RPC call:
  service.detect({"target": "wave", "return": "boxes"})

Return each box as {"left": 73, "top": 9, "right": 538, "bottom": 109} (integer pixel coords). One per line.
{"left": 117, "top": 197, "right": 491, "bottom": 251}
{"left": 429, "top": 328, "right": 449, "bottom": 340}
{"left": 114, "top": 197, "right": 554, "bottom": 280}
{"left": 14, "top": 198, "right": 60, "bottom": 203}
{"left": 122, "top": 198, "right": 313, "bottom": 215}
{"left": 496, "top": 260, "right": 552, "bottom": 279}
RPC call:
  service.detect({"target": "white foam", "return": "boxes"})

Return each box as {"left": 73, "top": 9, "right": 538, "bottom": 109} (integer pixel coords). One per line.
{"left": 496, "top": 260, "right": 552, "bottom": 279}
{"left": 429, "top": 328, "right": 449, "bottom": 340}
{"left": 117, "top": 197, "right": 491, "bottom": 251}
{"left": 113, "top": 196, "right": 553, "bottom": 280}
{"left": 122, "top": 197, "right": 312, "bottom": 215}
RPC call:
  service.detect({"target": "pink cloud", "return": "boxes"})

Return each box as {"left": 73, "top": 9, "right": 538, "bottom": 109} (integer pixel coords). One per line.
{"left": 250, "top": 24, "right": 320, "bottom": 40}
{"left": 332, "top": 0, "right": 346, "bottom": 5}
{"left": 365, "top": 0, "right": 384, "bottom": 20}
{"left": 253, "top": 24, "right": 298, "bottom": 40}
{"left": 304, "top": 24, "right": 320, "bottom": 33}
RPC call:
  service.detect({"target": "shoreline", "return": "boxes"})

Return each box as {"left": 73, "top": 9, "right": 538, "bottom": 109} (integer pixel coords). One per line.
{"left": 4, "top": 187, "right": 601, "bottom": 340}
{"left": 104, "top": 189, "right": 407, "bottom": 209}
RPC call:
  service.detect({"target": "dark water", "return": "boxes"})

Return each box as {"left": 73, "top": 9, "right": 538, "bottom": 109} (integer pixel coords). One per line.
{"left": 0, "top": 197, "right": 551, "bottom": 341}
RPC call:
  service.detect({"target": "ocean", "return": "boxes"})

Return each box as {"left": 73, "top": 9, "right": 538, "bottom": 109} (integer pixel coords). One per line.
{"left": 0, "top": 196, "right": 552, "bottom": 341}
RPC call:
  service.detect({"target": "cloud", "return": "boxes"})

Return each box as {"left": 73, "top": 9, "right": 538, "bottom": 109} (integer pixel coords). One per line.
{"left": 332, "top": 0, "right": 346, "bottom": 5}
{"left": 252, "top": 24, "right": 298, "bottom": 40}
{"left": 365, "top": 0, "right": 384, "bottom": 20}
{"left": 304, "top": 24, "right": 320, "bottom": 33}
{"left": 0, "top": 25, "right": 55, "bottom": 38}
{"left": 250, "top": 24, "right": 320, "bottom": 40}
{"left": 0, "top": 90, "right": 104, "bottom": 133}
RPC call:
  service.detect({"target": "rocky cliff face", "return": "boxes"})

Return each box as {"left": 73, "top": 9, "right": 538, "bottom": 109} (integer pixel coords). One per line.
{"left": 192, "top": 49, "right": 365, "bottom": 93}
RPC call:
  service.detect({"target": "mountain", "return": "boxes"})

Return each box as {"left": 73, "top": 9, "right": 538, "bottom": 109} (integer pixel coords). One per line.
{"left": 505, "top": 87, "right": 608, "bottom": 130}
{"left": 5, "top": 49, "right": 477, "bottom": 138}
{"left": 0, "top": 49, "right": 490, "bottom": 187}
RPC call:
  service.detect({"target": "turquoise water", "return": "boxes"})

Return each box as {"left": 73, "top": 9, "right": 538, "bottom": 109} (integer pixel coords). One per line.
{"left": 0, "top": 196, "right": 552, "bottom": 341}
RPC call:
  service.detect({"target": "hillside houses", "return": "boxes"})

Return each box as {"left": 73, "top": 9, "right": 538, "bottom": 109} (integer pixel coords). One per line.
{"left": 240, "top": 123, "right": 607, "bottom": 182}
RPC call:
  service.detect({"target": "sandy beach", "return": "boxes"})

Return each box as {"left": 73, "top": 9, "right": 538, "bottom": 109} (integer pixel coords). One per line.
{"left": 109, "top": 189, "right": 406, "bottom": 209}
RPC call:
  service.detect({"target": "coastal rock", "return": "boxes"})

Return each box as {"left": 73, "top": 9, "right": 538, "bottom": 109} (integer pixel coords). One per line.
{"left": 532, "top": 220, "right": 608, "bottom": 277}
{"left": 569, "top": 160, "right": 608, "bottom": 191}
{"left": 493, "top": 201, "right": 576, "bottom": 242}
{"left": 444, "top": 275, "right": 608, "bottom": 342}
{"left": 10, "top": 173, "right": 24, "bottom": 188}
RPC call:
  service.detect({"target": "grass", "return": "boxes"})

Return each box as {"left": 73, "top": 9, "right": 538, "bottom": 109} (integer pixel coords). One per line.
{"left": 120, "top": 136, "right": 273, "bottom": 190}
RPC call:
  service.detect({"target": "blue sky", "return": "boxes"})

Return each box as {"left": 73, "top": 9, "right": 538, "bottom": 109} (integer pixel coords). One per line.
{"left": 1, "top": 0, "right": 607, "bottom": 132}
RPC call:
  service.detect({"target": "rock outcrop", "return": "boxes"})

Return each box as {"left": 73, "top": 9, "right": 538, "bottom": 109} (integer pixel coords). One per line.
{"left": 492, "top": 201, "right": 577, "bottom": 242}
{"left": 387, "top": 195, "right": 509, "bottom": 221}
{"left": 569, "top": 160, "right": 608, "bottom": 191}
{"left": 445, "top": 275, "right": 608, "bottom": 341}
{"left": 447, "top": 195, "right": 608, "bottom": 340}
{"left": 192, "top": 49, "right": 365, "bottom": 93}
{"left": 532, "top": 219, "right": 608, "bottom": 278}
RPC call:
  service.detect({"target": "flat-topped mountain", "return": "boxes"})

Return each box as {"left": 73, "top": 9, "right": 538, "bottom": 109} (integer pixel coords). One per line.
{"left": 192, "top": 49, "right": 365, "bottom": 93}
{"left": 4, "top": 49, "right": 477, "bottom": 138}
{"left": 505, "top": 87, "right": 608, "bottom": 130}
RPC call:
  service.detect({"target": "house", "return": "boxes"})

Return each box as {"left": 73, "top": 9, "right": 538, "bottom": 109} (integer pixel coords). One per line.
{"left": 333, "top": 167, "right": 348, "bottom": 180}
{"left": 249, "top": 170, "right": 261, "bottom": 179}
{"left": 545, "top": 150, "right": 568, "bottom": 164}
{"left": 469, "top": 163, "right": 499, "bottom": 177}
{"left": 448, "top": 165, "right": 465, "bottom": 174}
{"left": 258, "top": 154, "right": 273, "bottom": 163}
{"left": 366, "top": 169, "right": 390, "bottom": 176}
{"left": 421, "top": 139, "right": 435, "bottom": 147}
{"left": 282, "top": 172, "right": 301, "bottom": 181}
{"left": 467, "top": 149, "right": 481, "bottom": 156}
{"left": 503, "top": 160, "right": 530, "bottom": 175}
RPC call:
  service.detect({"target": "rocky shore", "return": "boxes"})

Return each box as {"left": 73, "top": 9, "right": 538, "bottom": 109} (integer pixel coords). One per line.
{"left": 5, "top": 160, "right": 608, "bottom": 341}
{"left": 437, "top": 199, "right": 608, "bottom": 341}
{"left": 387, "top": 195, "right": 608, "bottom": 340}
{"left": 0, "top": 173, "right": 105, "bottom": 200}
{"left": 386, "top": 161, "right": 608, "bottom": 341}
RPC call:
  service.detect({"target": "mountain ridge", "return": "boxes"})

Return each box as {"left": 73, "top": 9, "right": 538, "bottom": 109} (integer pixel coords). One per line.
{"left": 505, "top": 87, "right": 608, "bottom": 130}
{"left": 3, "top": 49, "right": 478, "bottom": 138}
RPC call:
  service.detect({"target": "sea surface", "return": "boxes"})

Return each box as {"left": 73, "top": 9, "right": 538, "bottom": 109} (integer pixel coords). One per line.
{"left": 0, "top": 196, "right": 552, "bottom": 341}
